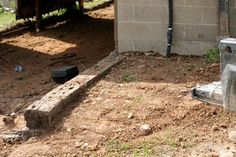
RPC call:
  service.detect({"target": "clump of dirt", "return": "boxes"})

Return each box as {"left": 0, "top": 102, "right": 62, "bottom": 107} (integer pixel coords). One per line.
{"left": 3, "top": 53, "right": 236, "bottom": 157}
{"left": 0, "top": 4, "right": 115, "bottom": 115}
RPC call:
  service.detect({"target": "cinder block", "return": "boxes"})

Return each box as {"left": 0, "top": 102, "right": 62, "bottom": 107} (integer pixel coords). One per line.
{"left": 229, "top": 0, "right": 236, "bottom": 7}
{"left": 185, "top": 0, "right": 216, "bottom": 6}
{"left": 202, "top": 7, "right": 217, "bottom": 24}
{"left": 133, "top": 39, "right": 167, "bottom": 54}
{"left": 118, "top": 0, "right": 150, "bottom": 6}
{"left": 172, "top": 41, "right": 216, "bottom": 56}
{"left": 231, "top": 26, "right": 236, "bottom": 38}
{"left": 174, "top": 7, "right": 202, "bottom": 24}
{"left": 118, "top": 5, "right": 134, "bottom": 21}
{"left": 118, "top": 21, "right": 151, "bottom": 39}
{"left": 184, "top": 25, "right": 217, "bottom": 42}
{"left": 118, "top": 38, "right": 134, "bottom": 52}
{"left": 116, "top": 0, "right": 223, "bottom": 55}
{"left": 24, "top": 54, "right": 123, "bottom": 129}
{"left": 150, "top": 23, "right": 168, "bottom": 41}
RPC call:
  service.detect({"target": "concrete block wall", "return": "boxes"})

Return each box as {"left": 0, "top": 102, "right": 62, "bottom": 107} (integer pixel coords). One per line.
{"left": 116, "top": 0, "right": 219, "bottom": 55}
{"left": 230, "top": 0, "right": 236, "bottom": 37}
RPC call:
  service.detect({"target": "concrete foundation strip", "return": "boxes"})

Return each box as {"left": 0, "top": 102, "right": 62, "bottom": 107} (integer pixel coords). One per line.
{"left": 24, "top": 53, "right": 123, "bottom": 129}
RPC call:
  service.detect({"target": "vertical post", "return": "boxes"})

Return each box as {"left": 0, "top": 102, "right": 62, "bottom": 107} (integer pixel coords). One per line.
{"left": 35, "top": 0, "right": 42, "bottom": 32}
{"left": 114, "top": 0, "right": 118, "bottom": 53}
{"left": 217, "top": 0, "right": 230, "bottom": 40}
{"left": 78, "top": 0, "right": 84, "bottom": 13}
{"left": 16, "top": 0, "right": 20, "bottom": 19}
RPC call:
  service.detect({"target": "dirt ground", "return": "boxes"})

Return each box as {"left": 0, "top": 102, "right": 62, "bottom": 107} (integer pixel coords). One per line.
{"left": 1, "top": 4, "right": 236, "bottom": 157}
{"left": 2, "top": 52, "right": 236, "bottom": 157}
{"left": 0, "top": 5, "right": 115, "bottom": 115}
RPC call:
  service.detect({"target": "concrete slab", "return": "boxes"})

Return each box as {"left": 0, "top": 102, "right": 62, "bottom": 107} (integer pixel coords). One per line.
{"left": 192, "top": 81, "right": 223, "bottom": 106}
{"left": 24, "top": 53, "right": 123, "bottom": 129}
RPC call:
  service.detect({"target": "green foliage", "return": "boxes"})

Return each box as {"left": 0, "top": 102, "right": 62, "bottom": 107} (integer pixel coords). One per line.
{"left": 0, "top": 0, "right": 109, "bottom": 31}
{"left": 106, "top": 139, "right": 155, "bottom": 157}
{"left": 133, "top": 142, "right": 154, "bottom": 157}
{"left": 42, "top": 9, "right": 67, "bottom": 19}
{"left": 122, "top": 73, "right": 137, "bottom": 82}
{"left": 0, "top": 12, "right": 16, "bottom": 30}
{"left": 204, "top": 48, "right": 220, "bottom": 63}
{"left": 83, "top": 0, "right": 110, "bottom": 9}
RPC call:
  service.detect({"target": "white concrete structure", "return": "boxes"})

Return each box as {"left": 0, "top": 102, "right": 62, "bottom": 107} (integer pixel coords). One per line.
{"left": 114, "top": 0, "right": 236, "bottom": 56}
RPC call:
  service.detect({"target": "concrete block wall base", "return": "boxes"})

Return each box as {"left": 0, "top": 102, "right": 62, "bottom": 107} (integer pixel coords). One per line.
{"left": 24, "top": 52, "right": 123, "bottom": 129}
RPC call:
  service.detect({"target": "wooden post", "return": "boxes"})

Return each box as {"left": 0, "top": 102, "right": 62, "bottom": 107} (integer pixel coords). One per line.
{"left": 78, "top": 0, "right": 84, "bottom": 12}
{"left": 35, "top": 0, "right": 42, "bottom": 32}
{"left": 16, "top": 0, "right": 20, "bottom": 19}
{"left": 217, "top": 0, "right": 230, "bottom": 40}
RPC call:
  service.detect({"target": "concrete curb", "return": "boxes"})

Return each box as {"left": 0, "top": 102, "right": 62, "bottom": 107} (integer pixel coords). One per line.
{"left": 24, "top": 53, "right": 123, "bottom": 129}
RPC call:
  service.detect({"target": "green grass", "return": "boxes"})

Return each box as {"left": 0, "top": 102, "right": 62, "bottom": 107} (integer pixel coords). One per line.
{"left": 204, "top": 48, "right": 220, "bottom": 63}
{"left": 106, "top": 139, "right": 155, "bottom": 157}
{"left": 0, "top": 12, "right": 16, "bottom": 30}
{"left": 84, "top": 0, "right": 111, "bottom": 9}
{"left": 122, "top": 73, "right": 137, "bottom": 82}
{"left": 0, "top": 0, "right": 111, "bottom": 31}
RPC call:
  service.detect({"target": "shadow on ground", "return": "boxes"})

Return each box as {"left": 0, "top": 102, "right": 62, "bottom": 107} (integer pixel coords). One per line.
{"left": 0, "top": 6, "right": 115, "bottom": 114}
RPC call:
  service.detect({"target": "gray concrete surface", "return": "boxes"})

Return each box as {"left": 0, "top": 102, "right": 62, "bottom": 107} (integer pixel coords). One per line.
{"left": 116, "top": 0, "right": 235, "bottom": 55}
{"left": 230, "top": 0, "right": 236, "bottom": 38}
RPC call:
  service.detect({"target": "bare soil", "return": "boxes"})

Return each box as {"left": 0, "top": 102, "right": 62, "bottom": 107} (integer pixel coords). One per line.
{"left": 2, "top": 52, "right": 236, "bottom": 157}
{"left": 0, "top": 5, "right": 115, "bottom": 115}
{"left": 1, "top": 4, "right": 236, "bottom": 157}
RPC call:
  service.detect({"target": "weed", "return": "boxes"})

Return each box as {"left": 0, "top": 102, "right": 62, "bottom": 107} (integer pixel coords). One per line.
{"left": 204, "top": 48, "right": 220, "bottom": 63}
{"left": 167, "top": 138, "right": 179, "bottom": 148}
{"left": 121, "top": 143, "right": 131, "bottom": 151}
{"left": 0, "top": 12, "right": 15, "bottom": 30}
{"left": 122, "top": 73, "right": 136, "bottom": 82}
{"left": 133, "top": 142, "right": 154, "bottom": 157}
{"left": 106, "top": 139, "right": 120, "bottom": 152}
{"left": 106, "top": 140, "right": 155, "bottom": 157}
{"left": 160, "top": 130, "right": 180, "bottom": 148}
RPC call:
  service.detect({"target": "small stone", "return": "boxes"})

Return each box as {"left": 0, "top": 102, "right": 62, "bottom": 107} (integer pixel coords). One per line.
{"left": 212, "top": 125, "right": 220, "bottom": 132}
{"left": 83, "top": 143, "right": 88, "bottom": 148}
{"left": 67, "top": 127, "right": 73, "bottom": 132}
{"left": 88, "top": 144, "right": 99, "bottom": 151}
{"left": 139, "top": 124, "right": 152, "bottom": 136}
{"left": 219, "top": 149, "right": 234, "bottom": 157}
{"left": 75, "top": 141, "right": 82, "bottom": 148}
{"left": 229, "top": 131, "right": 236, "bottom": 143}
{"left": 220, "top": 124, "right": 228, "bottom": 129}
{"left": 178, "top": 136, "right": 184, "bottom": 142}
{"left": 127, "top": 113, "right": 134, "bottom": 119}
{"left": 118, "top": 84, "right": 124, "bottom": 87}
{"left": 83, "top": 152, "right": 91, "bottom": 157}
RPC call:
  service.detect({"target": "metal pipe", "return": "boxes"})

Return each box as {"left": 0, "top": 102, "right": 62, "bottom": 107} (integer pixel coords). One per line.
{"left": 166, "top": 0, "right": 173, "bottom": 57}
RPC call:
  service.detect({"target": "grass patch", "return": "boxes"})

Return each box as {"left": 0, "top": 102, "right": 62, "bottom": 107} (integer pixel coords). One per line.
{"left": 0, "top": 12, "right": 16, "bottom": 30}
{"left": 0, "top": 0, "right": 111, "bottom": 31}
{"left": 122, "top": 73, "right": 137, "bottom": 82}
{"left": 132, "top": 142, "right": 155, "bottom": 157}
{"left": 42, "top": 9, "right": 67, "bottom": 19}
{"left": 157, "top": 130, "right": 181, "bottom": 149}
{"left": 204, "top": 48, "right": 220, "bottom": 63}
{"left": 84, "top": 0, "right": 111, "bottom": 9}
{"left": 105, "top": 139, "right": 156, "bottom": 157}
